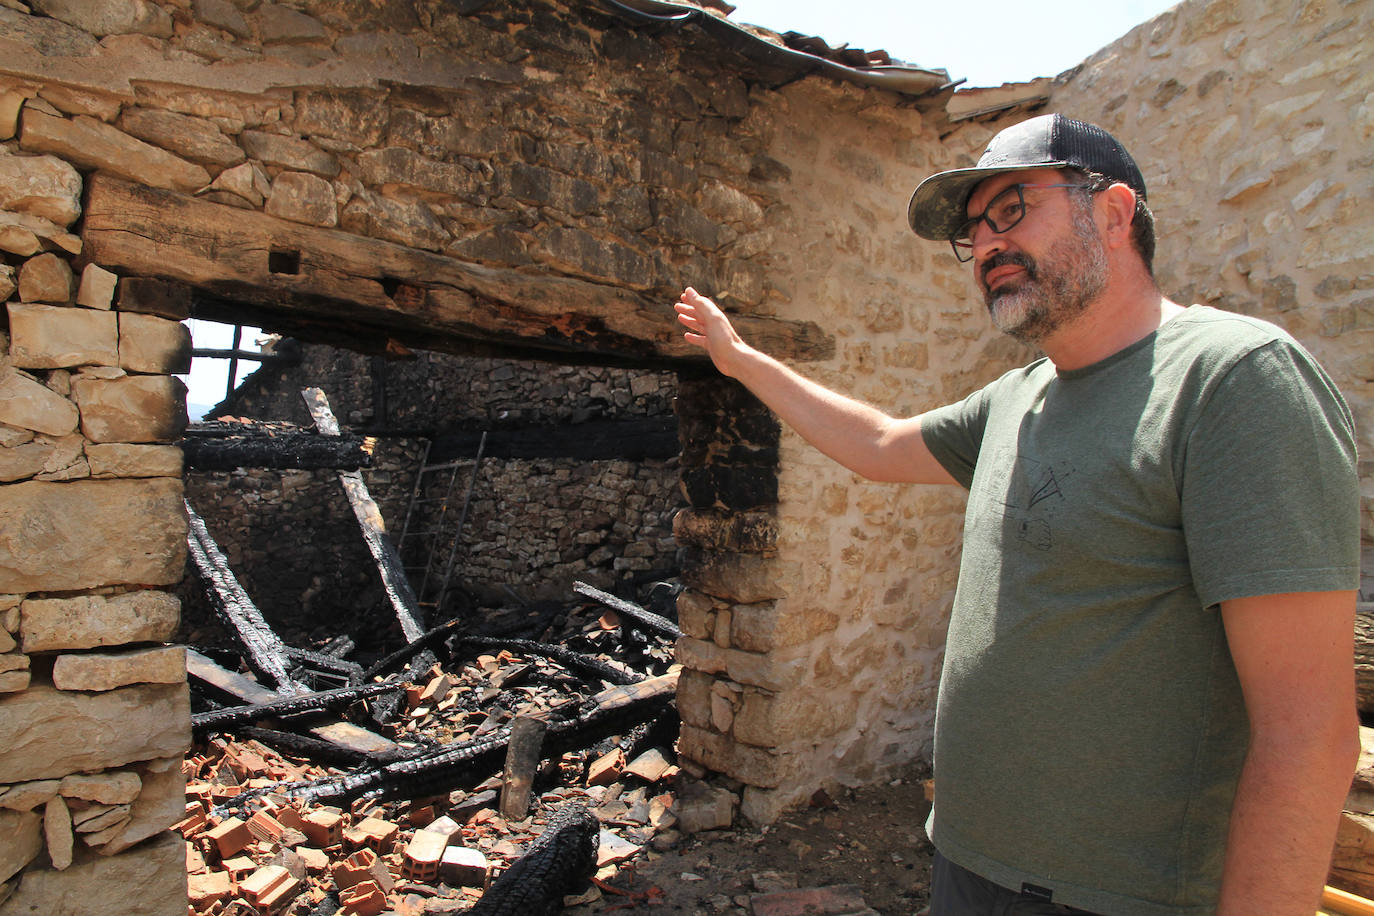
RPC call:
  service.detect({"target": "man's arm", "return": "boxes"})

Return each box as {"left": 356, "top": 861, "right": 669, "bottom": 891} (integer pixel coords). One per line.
{"left": 674, "top": 287, "right": 957, "bottom": 485}
{"left": 1217, "top": 589, "right": 1359, "bottom": 915}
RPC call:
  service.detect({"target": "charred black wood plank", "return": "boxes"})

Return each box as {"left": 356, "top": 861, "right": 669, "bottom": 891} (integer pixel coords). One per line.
{"left": 191, "top": 677, "right": 403, "bottom": 734}
{"left": 181, "top": 430, "right": 371, "bottom": 470}
{"left": 429, "top": 416, "right": 678, "bottom": 462}
{"left": 302, "top": 387, "right": 430, "bottom": 647}
{"left": 187, "top": 649, "right": 398, "bottom": 757}
{"left": 359, "top": 617, "right": 641, "bottom": 687}
{"left": 237, "top": 727, "right": 397, "bottom": 768}
{"left": 573, "top": 581, "right": 682, "bottom": 641}
{"left": 467, "top": 803, "right": 599, "bottom": 916}
{"left": 295, "top": 671, "right": 677, "bottom": 805}
{"left": 185, "top": 500, "right": 303, "bottom": 693}
{"left": 283, "top": 646, "right": 364, "bottom": 687}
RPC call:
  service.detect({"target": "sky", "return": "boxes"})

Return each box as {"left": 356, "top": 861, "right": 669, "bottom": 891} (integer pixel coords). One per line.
{"left": 726, "top": 0, "right": 1180, "bottom": 88}
{"left": 182, "top": 0, "right": 1181, "bottom": 416}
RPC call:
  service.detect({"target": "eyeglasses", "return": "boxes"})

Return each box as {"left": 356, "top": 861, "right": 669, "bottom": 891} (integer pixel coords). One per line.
{"left": 951, "top": 183, "right": 1092, "bottom": 262}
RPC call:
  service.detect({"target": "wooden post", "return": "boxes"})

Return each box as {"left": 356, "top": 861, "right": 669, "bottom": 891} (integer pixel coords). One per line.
{"left": 499, "top": 716, "right": 547, "bottom": 821}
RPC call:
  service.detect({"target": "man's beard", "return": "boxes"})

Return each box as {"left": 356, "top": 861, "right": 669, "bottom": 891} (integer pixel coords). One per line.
{"left": 980, "top": 205, "right": 1108, "bottom": 344}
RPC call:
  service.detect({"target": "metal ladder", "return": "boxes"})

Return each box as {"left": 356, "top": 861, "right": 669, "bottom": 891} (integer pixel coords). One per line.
{"left": 395, "top": 432, "right": 488, "bottom": 620}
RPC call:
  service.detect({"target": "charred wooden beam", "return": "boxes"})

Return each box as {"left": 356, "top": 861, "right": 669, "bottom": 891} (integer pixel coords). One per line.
{"left": 185, "top": 501, "right": 304, "bottom": 693}
{"left": 191, "top": 677, "right": 403, "bottom": 734}
{"left": 467, "top": 803, "right": 599, "bottom": 916}
{"left": 187, "top": 649, "right": 398, "bottom": 758}
{"left": 296, "top": 671, "right": 677, "bottom": 805}
{"left": 283, "top": 646, "right": 364, "bottom": 689}
{"left": 182, "top": 428, "right": 371, "bottom": 471}
{"left": 82, "top": 176, "right": 834, "bottom": 366}
{"left": 359, "top": 617, "right": 641, "bottom": 687}
{"left": 573, "top": 581, "right": 682, "bottom": 641}
{"left": 302, "top": 388, "right": 430, "bottom": 647}
{"left": 236, "top": 727, "right": 393, "bottom": 768}
{"left": 429, "top": 417, "right": 678, "bottom": 462}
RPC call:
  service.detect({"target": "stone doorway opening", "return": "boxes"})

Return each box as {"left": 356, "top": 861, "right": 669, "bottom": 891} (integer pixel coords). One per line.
{"left": 175, "top": 315, "right": 693, "bottom": 666}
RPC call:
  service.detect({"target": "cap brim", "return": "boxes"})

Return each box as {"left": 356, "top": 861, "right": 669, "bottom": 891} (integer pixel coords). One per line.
{"left": 906, "top": 161, "right": 1067, "bottom": 240}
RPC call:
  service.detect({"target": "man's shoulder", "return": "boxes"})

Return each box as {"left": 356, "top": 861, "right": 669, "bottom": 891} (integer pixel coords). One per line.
{"left": 1165, "top": 305, "right": 1301, "bottom": 352}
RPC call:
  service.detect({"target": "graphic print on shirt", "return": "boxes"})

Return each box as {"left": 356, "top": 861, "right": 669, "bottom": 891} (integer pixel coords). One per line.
{"left": 988, "top": 446, "right": 1074, "bottom": 552}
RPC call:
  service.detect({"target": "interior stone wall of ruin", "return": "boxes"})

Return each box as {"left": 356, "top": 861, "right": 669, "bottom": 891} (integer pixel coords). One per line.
{"left": 181, "top": 348, "right": 684, "bottom": 645}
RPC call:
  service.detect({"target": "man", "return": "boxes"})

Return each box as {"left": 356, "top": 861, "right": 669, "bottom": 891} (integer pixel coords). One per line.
{"left": 674, "top": 114, "right": 1360, "bottom": 915}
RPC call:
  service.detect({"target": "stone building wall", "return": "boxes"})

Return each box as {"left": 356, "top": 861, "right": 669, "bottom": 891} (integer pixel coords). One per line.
{"left": 938, "top": 0, "right": 1373, "bottom": 582}
{"left": 0, "top": 120, "right": 191, "bottom": 910}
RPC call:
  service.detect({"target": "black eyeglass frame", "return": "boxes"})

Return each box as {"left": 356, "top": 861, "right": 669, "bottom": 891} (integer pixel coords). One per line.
{"left": 950, "top": 183, "right": 1095, "bottom": 262}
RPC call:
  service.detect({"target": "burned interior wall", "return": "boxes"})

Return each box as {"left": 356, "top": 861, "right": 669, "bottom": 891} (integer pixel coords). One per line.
{"left": 181, "top": 344, "right": 684, "bottom": 651}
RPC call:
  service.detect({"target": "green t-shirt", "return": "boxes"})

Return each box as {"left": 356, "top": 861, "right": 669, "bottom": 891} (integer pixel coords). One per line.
{"left": 920, "top": 306, "right": 1360, "bottom": 915}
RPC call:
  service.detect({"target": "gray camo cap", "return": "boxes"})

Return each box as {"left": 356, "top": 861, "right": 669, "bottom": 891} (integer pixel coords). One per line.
{"left": 907, "top": 113, "right": 1147, "bottom": 241}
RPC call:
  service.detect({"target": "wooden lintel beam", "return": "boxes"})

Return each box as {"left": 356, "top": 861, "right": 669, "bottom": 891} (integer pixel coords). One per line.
{"left": 81, "top": 175, "right": 834, "bottom": 364}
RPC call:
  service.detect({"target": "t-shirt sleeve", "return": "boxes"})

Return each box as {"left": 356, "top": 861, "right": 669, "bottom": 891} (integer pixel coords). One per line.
{"left": 920, "top": 383, "right": 994, "bottom": 490}
{"left": 1180, "top": 339, "right": 1360, "bottom": 609}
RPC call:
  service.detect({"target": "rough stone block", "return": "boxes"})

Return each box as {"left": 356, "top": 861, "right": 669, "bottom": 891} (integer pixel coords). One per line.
{"left": 8, "top": 302, "right": 119, "bottom": 368}
{"left": 52, "top": 645, "right": 185, "bottom": 691}
{"left": 0, "top": 263, "right": 15, "bottom": 300}
{"left": 72, "top": 374, "right": 187, "bottom": 443}
{"left": 673, "top": 778, "right": 737, "bottom": 833}
{"left": 0, "top": 150, "right": 82, "bottom": 226}
{"left": 60, "top": 772, "right": 142, "bottom": 806}
{"left": 292, "top": 88, "right": 387, "bottom": 147}
{"left": 204, "top": 160, "right": 270, "bottom": 207}
{"left": 0, "top": 780, "right": 60, "bottom": 812}
{"left": 45, "top": 794, "right": 74, "bottom": 870}
{"left": 0, "top": 368, "right": 80, "bottom": 436}
{"left": 0, "top": 682, "right": 189, "bottom": 783}
{"left": 86, "top": 443, "right": 183, "bottom": 479}
{"left": 265, "top": 171, "right": 338, "bottom": 227}
{"left": 239, "top": 129, "right": 340, "bottom": 177}
{"left": 260, "top": 1, "right": 327, "bottom": 43}
{"left": 191, "top": 0, "right": 251, "bottom": 39}
{"left": 0, "top": 478, "right": 186, "bottom": 593}
{"left": 0, "top": 439, "right": 55, "bottom": 483}
{"left": 0, "top": 828, "right": 187, "bottom": 916}
{"left": 75, "top": 263, "right": 118, "bottom": 310}
{"left": 0, "top": 669, "right": 31, "bottom": 693}
{"left": 29, "top": 0, "right": 174, "bottom": 37}
{"left": 115, "top": 277, "right": 190, "bottom": 319}
{"left": 20, "top": 109, "right": 208, "bottom": 194}
{"left": 678, "top": 724, "right": 799, "bottom": 791}
{"left": 21, "top": 590, "right": 179, "bottom": 653}
{"left": 92, "top": 758, "right": 184, "bottom": 855}
{"left": 0, "top": 808, "right": 43, "bottom": 883}
{"left": 340, "top": 190, "right": 448, "bottom": 251}
{"left": 117, "top": 312, "right": 192, "bottom": 375}
{"left": 682, "top": 551, "right": 791, "bottom": 605}
{"left": 17, "top": 251, "right": 75, "bottom": 303}
{"left": 116, "top": 108, "right": 245, "bottom": 169}
{"left": 0, "top": 91, "right": 24, "bottom": 142}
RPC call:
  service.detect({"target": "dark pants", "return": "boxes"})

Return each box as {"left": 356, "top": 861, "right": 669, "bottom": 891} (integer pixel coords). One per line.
{"left": 930, "top": 853, "right": 1101, "bottom": 916}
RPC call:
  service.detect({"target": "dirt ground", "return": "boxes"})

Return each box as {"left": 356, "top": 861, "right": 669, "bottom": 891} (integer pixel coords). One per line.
{"left": 568, "top": 760, "right": 936, "bottom": 915}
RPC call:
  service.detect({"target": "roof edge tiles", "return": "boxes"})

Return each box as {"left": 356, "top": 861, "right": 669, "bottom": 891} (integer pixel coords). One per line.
{"left": 598, "top": 0, "right": 953, "bottom": 97}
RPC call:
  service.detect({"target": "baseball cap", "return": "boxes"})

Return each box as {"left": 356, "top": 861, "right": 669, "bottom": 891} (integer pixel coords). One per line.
{"left": 906, "top": 114, "right": 1147, "bottom": 240}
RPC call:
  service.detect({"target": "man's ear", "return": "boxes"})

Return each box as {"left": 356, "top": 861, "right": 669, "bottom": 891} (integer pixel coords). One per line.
{"left": 1099, "top": 183, "right": 1137, "bottom": 250}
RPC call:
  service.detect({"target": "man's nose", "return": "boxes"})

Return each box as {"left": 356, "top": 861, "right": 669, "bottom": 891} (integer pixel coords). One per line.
{"left": 970, "top": 219, "right": 1008, "bottom": 262}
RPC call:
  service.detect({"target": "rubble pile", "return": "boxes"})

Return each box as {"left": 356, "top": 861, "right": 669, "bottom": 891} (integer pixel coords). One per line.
{"left": 182, "top": 593, "right": 694, "bottom": 915}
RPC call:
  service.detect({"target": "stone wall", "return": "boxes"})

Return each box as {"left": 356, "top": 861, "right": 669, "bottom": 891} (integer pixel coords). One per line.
{"left": 0, "top": 114, "right": 190, "bottom": 910}
{"left": 938, "top": 0, "right": 1373, "bottom": 583}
